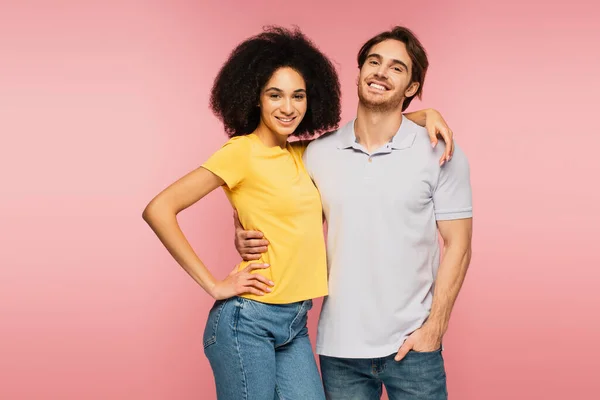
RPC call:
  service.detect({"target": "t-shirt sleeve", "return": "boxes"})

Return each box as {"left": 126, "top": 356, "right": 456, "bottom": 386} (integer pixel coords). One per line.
{"left": 201, "top": 136, "right": 250, "bottom": 190}
{"left": 433, "top": 144, "right": 473, "bottom": 220}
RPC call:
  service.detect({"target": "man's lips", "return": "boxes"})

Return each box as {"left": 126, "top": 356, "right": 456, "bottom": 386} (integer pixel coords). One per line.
{"left": 367, "top": 81, "right": 391, "bottom": 91}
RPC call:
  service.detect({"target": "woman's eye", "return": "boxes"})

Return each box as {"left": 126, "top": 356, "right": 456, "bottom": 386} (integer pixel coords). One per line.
{"left": 294, "top": 95, "right": 306, "bottom": 100}
{"left": 270, "top": 94, "right": 281, "bottom": 99}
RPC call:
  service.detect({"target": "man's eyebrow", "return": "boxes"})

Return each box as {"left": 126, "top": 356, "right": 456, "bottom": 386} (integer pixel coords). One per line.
{"left": 367, "top": 53, "right": 409, "bottom": 71}
{"left": 390, "top": 59, "right": 409, "bottom": 70}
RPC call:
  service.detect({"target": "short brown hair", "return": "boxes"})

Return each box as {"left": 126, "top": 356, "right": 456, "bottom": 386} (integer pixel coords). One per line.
{"left": 357, "top": 26, "right": 429, "bottom": 111}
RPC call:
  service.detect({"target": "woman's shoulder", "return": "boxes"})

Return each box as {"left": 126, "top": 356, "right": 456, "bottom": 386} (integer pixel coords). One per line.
{"left": 289, "top": 139, "right": 310, "bottom": 157}
{"left": 214, "top": 135, "right": 254, "bottom": 155}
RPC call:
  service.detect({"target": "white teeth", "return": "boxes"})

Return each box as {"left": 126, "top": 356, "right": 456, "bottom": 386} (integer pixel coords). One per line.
{"left": 277, "top": 117, "right": 293, "bottom": 122}
{"left": 369, "top": 83, "right": 386, "bottom": 91}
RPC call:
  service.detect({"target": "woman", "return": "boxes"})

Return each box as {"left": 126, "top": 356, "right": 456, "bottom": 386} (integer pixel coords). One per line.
{"left": 143, "top": 27, "right": 452, "bottom": 399}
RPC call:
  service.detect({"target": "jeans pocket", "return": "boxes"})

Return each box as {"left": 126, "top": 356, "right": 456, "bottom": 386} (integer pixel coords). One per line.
{"left": 203, "top": 299, "right": 227, "bottom": 349}
{"left": 410, "top": 347, "right": 442, "bottom": 354}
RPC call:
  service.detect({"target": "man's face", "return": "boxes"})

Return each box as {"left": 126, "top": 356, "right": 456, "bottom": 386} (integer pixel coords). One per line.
{"left": 357, "top": 39, "right": 419, "bottom": 112}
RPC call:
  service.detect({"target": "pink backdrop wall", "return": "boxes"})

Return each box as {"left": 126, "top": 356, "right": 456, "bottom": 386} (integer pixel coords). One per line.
{"left": 2, "top": 0, "right": 598, "bottom": 398}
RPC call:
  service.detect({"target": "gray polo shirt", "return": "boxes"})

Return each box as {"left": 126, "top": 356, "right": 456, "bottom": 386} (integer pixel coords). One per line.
{"left": 303, "top": 116, "right": 472, "bottom": 358}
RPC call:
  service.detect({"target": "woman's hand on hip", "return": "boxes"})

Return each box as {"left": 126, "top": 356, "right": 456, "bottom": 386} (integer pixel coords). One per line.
{"left": 209, "top": 263, "right": 273, "bottom": 300}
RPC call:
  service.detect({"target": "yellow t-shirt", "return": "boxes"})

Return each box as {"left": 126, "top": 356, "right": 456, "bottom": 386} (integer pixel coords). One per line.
{"left": 202, "top": 134, "right": 328, "bottom": 304}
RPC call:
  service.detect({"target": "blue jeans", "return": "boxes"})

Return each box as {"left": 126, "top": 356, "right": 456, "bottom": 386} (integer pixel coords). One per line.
{"left": 203, "top": 297, "right": 325, "bottom": 400}
{"left": 319, "top": 349, "right": 447, "bottom": 400}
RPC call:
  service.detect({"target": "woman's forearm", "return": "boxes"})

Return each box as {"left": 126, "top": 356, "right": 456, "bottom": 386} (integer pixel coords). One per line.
{"left": 143, "top": 202, "right": 217, "bottom": 295}
{"left": 403, "top": 108, "right": 431, "bottom": 127}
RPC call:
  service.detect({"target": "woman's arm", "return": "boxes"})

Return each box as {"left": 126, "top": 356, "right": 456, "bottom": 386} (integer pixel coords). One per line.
{"left": 404, "top": 108, "right": 454, "bottom": 166}
{"left": 142, "top": 167, "right": 273, "bottom": 299}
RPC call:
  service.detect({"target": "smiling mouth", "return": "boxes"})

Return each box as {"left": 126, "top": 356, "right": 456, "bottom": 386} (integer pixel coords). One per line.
{"left": 368, "top": 82, "right": 389, "bottom": 91}
{"left": 275, "top": 116, "right": 296, "bottom": 123}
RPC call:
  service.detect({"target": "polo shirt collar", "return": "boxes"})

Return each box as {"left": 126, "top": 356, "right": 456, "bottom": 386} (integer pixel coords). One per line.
{"left": 336, "top": 120, "right": 358, "bottom": 149}
{"left": 337, "top": 116, "right": 417, "bottom": 151}
{"left": 390, "top": 116, "right": 417, "bottom": 150}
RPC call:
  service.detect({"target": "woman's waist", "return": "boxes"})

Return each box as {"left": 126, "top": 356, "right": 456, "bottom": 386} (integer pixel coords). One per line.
{"left": 238, "top": 246, "right": 326, "bottom": 274}
{"left": 244, "top": 224, "right": 325, "bottom": 248}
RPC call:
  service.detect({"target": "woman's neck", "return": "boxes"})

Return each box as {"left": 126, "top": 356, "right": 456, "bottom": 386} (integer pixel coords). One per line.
{"left": 253, "top": 123, "right": 288, "bottom": 148}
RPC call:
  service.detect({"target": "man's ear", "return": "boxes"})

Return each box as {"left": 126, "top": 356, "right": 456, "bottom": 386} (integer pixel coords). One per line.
{"left": 404, "top": 82, "right": 420, "bottom": 98}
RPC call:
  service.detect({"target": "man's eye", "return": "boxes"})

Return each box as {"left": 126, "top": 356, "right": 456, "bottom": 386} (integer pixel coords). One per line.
{"left": 369, "top": 60, "right": 379, "bottom": 65}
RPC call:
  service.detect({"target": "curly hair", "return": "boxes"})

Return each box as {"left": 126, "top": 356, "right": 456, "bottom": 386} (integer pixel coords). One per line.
{"left": 210, "top": 26, "right": 341, "bottom": 138}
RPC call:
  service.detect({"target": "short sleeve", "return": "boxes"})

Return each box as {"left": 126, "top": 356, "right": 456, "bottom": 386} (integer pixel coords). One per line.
{"left": 201, "top": 136, "right": 250, "bottom": 190}
{"left": 433, "top": 145, "right": 473, "bottom": 220}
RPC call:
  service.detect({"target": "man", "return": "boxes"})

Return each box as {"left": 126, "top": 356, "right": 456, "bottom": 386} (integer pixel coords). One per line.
{"left": 235, "top": 26, "right": 472, "bottom": 399}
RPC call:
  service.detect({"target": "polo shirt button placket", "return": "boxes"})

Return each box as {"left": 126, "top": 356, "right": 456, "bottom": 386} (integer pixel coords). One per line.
{"left": 364, "top": 154, "right": 375, "bottom": 180}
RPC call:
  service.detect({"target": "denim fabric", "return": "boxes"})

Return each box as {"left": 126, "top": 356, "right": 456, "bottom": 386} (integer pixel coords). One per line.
{"left": 203, "top": 297, "right": 325, "bottom": 400}
{"left": 319, "top": 349, "right": 447, "bottom": 400}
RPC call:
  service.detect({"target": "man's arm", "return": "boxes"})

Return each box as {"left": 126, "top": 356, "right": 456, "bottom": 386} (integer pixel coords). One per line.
{"left": 395, "top": 217, "right": 472, "bottom": 361}
{"left": 427, "top": 218, "right": 473, "bottom": 334}
{"left": 234, "top": 210, "right": 268, "bottom": 261}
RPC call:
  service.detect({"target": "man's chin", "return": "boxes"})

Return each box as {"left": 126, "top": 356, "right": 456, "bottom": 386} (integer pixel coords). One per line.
{"left": 359, "top": 94, "right": 403, "bottom": 112}
{"left": 361, "top": 99, "right": 397, "bottom": 112}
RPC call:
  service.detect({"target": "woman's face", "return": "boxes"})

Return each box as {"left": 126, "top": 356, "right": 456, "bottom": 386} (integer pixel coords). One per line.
{"left": 259, "top": 67, "right": 307, "bottom": 138}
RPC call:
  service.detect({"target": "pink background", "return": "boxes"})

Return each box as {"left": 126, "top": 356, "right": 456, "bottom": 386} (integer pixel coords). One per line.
{"left": 1, "top": 0, "right": 599, "bottom": 399}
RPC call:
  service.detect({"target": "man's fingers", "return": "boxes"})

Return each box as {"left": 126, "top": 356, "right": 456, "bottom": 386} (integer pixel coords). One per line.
{"left": 244, "top": 246, "right": 268, "bottom": 254}
{"left": 240, "top": 231, "right": 265, "bottom": 240}
{"left": 394, "top": 342, "right": 412, "bottom": 362}
{"left": 245, "top": 239, "right": 269, "bottom": 247}
{"left": 233, "top": 209, "right": 242, "bottom": 229}
{"left": 242, "top": 253, "right": 262, "bottom": 261}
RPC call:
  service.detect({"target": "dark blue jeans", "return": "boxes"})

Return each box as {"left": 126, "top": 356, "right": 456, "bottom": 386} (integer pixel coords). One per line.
{"left": 203, "top": 297, "right": 325, "bottom": 400}
{"left": 319, "top": 349, "right": 447, "bottom": 400}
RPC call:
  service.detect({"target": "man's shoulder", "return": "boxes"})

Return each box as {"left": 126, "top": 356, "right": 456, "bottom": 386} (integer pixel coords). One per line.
{"left": 403, "top": 118, "right": 457, "bottom": 160}
{"left": 306, "top": 120, "right": 353, "bottom": 153}
{"left": 307, "top": 129, "right": 342, "bottom": 150}
{"left": 403, "top": 118, "right": 432, "bottom": 148}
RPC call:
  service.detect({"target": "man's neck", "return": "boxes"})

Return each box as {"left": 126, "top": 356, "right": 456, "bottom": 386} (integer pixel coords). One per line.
{"left": 354, "top": 104, "right": 404, "bottom": 152}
